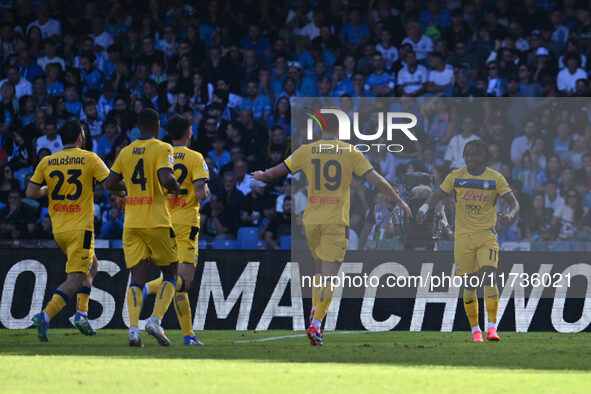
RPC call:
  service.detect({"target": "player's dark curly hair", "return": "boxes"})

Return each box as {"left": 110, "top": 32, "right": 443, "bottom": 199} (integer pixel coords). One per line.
{"left": 463, "top": 139, "right": 491, "bottom": 166}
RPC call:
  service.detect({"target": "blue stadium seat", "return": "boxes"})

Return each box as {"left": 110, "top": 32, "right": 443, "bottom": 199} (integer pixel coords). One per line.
{"left": 241, "top": 239, "right": 267, "bottom": 249}
{"left": 198, "top": 240, "right": 207, "bottom": 250}
{"left": 280, "top": 236, "right": 291, "bottom": 250}
{"left": 237, "top": 227, "right": 259, "bottom": 242}
{"left": 111, "top": 240, "right": 123, "bottom": 249}
{"left": 212, "top": 239, "right": 241, "bottom": 249}
{"left": 41, "top": 207, "right": 49, "bottom": 220}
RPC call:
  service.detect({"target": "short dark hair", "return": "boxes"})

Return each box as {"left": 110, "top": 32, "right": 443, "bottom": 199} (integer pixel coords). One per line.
{"left": 167, "top": 114, "right": 192, "bottom": 140}
{"left": 59, "top": 119, "right": 83, "bottom": 145}
{"left": 137, "top": 108, "right": 160, "bottom": 136}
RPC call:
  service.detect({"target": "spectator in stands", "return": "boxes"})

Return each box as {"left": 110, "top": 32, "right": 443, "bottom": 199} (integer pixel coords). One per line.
{"left": 96, "top": 118, "right": 119, "bottom": 158}
{"left": 523, "top": 192, "right": 554, "bottom": 241}
{"left": 100, "top": 206, "right": 124, "bottom": 239}
{"left": 1, "top": 65, "right": 32, "bottom": 99}
{"left": 264, "top": 196, "right": 291, "bottom": 250}
{"left": 365, "top": 52, "right": 394, "bottom": 97}
{"left": 396, "top": 51, "right": 428, "bottom": 96}
{"left": 444, "top": 115, "right": 480, "bottom": 169}
{"left": 551, "top": 189, "right": 584, "bottom": 241}
{"left": 35, "top": 119, "right": 62, "bottom": 154}
{"left": 200, "top": 192, "right": 237, "bottom": 241}
{"left": 544, "top": 181, "right": 564, "bottom": 213}
{"left": 511, "top": 119, "right": 538, "bottom": 163}
{"left": 0, "top": 164, "right": 20, "bottom": 204}
{"left": 557, "top": 52, "right": 587, "bottom": 95}
{"left": 0, "top": 190, "right": 36, "bottom": 240}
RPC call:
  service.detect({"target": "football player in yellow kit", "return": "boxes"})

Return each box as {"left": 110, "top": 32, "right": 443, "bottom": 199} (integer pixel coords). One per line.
{"left": 27, "top": 119, "right": 110, "bottom": 341}
{"left": 252, "top": 120, "right": 411, "bottom": 346}
{"left": 143, "top": 114, "right": 210, "bottom": 346}
{"left": 417, "top": 140, "right": 519, "bottom": 342}
{"left": 104, "top": 109, "right": 181, "bottom": 347}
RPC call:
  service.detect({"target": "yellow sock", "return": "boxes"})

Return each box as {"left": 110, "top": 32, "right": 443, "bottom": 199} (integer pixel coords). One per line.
{"left": 485, "top": 284, "right": 499, "bottom": 325}
{"left": 146, "top": 276, "right": 184, "bottom": 295}
{"left": 311, "top": 273, "right": 322, "bottom": 311}
{"left": 463, "top": 288, "right": 479, "bottom": 329}
{"left": 152, "top": 277, "right": 176, "bottom": 320}
{"left": 76, "top": 286, "right": 91, "bottom": 313}
{"left": 127, "top": 283, "right": 142, "bottom": 328}
{"left": 43, "top": 290, "right": 68, "bottom": 320}
{"left": 313, "top": 279, "right": 335, "bottom": 325}
{"left": 173, "top": 292, "right": 194, "bottom": 336}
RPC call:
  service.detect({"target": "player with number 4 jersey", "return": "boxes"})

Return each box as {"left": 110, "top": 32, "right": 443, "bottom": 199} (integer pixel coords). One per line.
{"left": 27, "top": 119, "right": 109, "bottom": 341}
{"left": 251, "top": 116, "right": 411, "bottom": 346}
{"left": 105, "top": 108, "right": 181, "bottom": 347}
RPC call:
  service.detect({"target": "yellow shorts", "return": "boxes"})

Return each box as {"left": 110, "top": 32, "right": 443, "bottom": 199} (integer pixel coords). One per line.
{"left": 123, "top": 227, "right": 178, "bottom": 268}
{"left": 304, "top": 224, "right": 349, "bottom": 263}
{"left": 454, "top": 230, "right": 499, "bottom": 275}
{"left": 173, "top": 224, "right": 199, "bottom": 266}
{"left": 54, "top": 229, "right": 94, "bottom": 275}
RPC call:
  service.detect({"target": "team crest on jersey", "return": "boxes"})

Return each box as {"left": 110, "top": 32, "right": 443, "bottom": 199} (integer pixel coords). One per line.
{"left": 483, "top": 181, "right": 489, "bottom": 190}
{"left": 169, "top": 155, "right": 174, "bottom": 165}
{"left": 203, "top": 162, "right": 209, "bottom": 173}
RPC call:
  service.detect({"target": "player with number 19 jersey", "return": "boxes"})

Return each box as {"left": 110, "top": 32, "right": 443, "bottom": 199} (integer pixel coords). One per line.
{"left": 110, "top": 138, "right": 177, "bottom": 268}
{"left": 284, "top": 139, "right": 373, "bottom": 262}
{"left": 30, "top": 147, "right": 109, "bottom": 273}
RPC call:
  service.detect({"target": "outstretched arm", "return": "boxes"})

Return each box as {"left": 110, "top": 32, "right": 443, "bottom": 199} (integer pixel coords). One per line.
{"left": 251, "top": 163, "right": 289, "bottom": 182}
{"left": 364, "top": 170, "right": 412, "bottom": 218}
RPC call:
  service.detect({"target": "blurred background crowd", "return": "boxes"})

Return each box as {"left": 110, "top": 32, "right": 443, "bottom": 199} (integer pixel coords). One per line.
{"left": 1, "top": 0, "right": 591, "bottom": 251}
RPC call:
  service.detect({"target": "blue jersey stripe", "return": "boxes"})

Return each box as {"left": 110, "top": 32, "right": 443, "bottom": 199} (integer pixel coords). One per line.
{"left": 453, "top": 178, "right": 496, "bottom": 190}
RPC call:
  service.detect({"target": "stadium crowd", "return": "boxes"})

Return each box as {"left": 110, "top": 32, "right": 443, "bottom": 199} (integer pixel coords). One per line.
{"left": 1, "top": 0, "right": 591, "bottom": 250}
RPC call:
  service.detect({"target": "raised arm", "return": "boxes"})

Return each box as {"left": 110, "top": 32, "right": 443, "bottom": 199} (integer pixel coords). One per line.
{"left": 364, "top": 170, "right": 412, "bottom": 218}
{"left": 251, "top": 163, "right": 289, "bottom": 182}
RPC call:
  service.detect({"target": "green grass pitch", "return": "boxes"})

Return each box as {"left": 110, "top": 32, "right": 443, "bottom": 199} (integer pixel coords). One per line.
{"left": 1, "top": 329, "right": 590, "bottom": 393}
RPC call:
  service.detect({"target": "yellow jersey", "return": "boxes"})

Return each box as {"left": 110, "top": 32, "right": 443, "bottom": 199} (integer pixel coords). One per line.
{"left": 439, "top": 167, "right": 512, "bottom": 235}
{"left": 284, "top": 139, "right": 373, "bottom": 226}
{"left": 111, "top": 137, "right": 174, "bottom": 229}
{"left": 30, "top": 147, "right": 110, "bottom": 233}
{"left": 168, "top": 145, "right": 209, "bottom": 226}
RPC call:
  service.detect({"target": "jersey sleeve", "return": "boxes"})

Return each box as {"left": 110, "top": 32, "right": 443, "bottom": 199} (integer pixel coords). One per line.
{"left": 353, "top": 151, "right": 374, "bottom": 177}
{"left": 496, "top": 172, "right": 512, "bottom": 196}
{"left": 192, "top": 153, "right": 209, "bottom": 182}
{"left": 92, "top": 154, "right": 110, "bottom": 183}
{"left": 439, "top": 171, "right": 455, "bottom": 194}
{"left": 284, "top": 146, "right": 305, "bottom": 173}
{"left": 111, "top": 155, "right": 122, "bottom": 178}
{"left": 157, "top": 144, "right": 174, "bottom": 172}
{"left": 29, "top": 158, "right": 47, "bottom": 186}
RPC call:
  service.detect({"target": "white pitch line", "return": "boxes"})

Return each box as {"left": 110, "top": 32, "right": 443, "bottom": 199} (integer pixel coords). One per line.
{"left": 234, "top": 331, "right": 358, "bottom": 343}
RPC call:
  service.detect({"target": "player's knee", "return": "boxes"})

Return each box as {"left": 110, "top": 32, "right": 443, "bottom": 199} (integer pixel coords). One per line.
{"left": 179, "top": 275, "right": 192, "bottom": 291}
{"left": 479, "top": 266, "right": 497, "bottom": 285}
